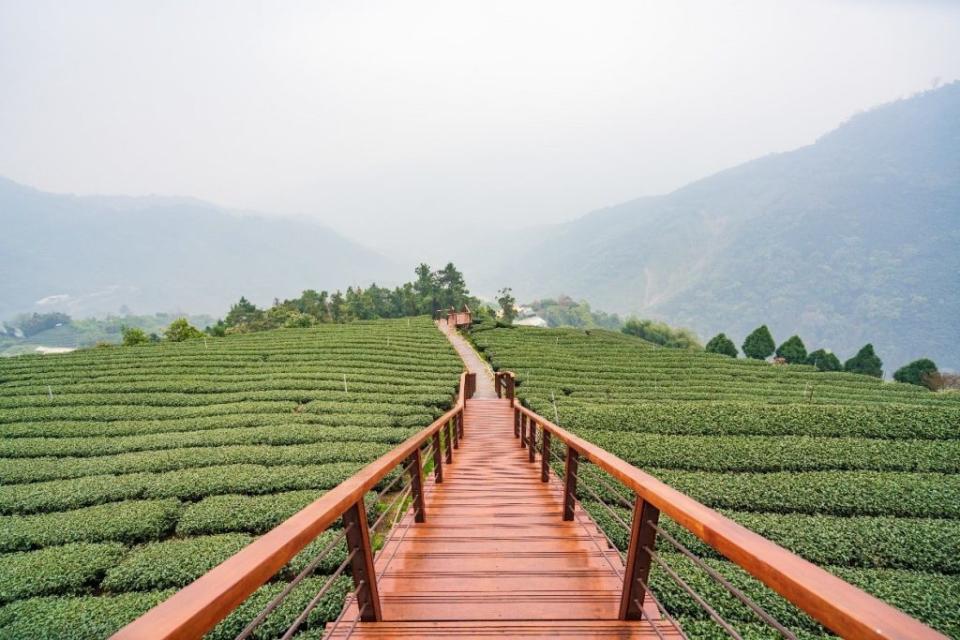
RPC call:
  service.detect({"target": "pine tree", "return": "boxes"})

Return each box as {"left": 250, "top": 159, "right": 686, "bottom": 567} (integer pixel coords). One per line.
{"left": 844, "top": 344, "right": 883, "bottom": 378}
{"left": 742, "top": 325, "right": 775, "bottom": 360}
{"left": 705, "top": 333, "right": 738, "bottom": 358}
{"left": 775, "top": 335, "right": 807, "bottom": 364}
{"left": 806, "top": 349, "right": 842, "bottom": 372}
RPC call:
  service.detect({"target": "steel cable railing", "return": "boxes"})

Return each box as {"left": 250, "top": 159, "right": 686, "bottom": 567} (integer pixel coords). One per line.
{"left": 524, "top": 400, "right": 807, "bottom": 640}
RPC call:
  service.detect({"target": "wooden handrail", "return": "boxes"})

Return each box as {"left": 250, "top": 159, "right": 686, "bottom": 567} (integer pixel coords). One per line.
{"left": 500, "top": 371, "right": 946, "bottom": 640}
{"left": 112, "top": 372, "right": 471, "bottom": 640}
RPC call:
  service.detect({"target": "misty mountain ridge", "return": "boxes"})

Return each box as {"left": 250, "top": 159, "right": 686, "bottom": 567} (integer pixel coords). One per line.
{"left": 0, "top": 177, "right": 397, "bottom": 319}
{"left": 472, "top": 83, "right": 960, "bottom": 371}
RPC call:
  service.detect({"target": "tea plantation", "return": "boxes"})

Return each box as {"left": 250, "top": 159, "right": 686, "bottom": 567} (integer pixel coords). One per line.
{"left": 0, "top": 318, "right": 463, "bottom": 639}
{"left": 471, "top": 325, "right": 960, "bottom": 638}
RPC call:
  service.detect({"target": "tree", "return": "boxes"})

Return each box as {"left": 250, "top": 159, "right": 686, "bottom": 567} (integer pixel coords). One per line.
{"left": 893, "top": 358, "right": 938, "bottom": 389}
{"left": 622, "top": 318, "right": 701, "bottom": 350}
{"left": 437, "top": 262, "right": 469, "bottom": 310}
{"left": 775, "top": 335, "right": 807, "bottom": 364}
{"left": 705, "top": 333, "right": 738, "bottom": 358}
{"left": 844, "top": 344, "right": 883, "bottom": 378}
{"left": 742, "top": 325, "right": 775, "bottom": 360}
{"left": 497, "top": 288, "right": 517, "bottom": 324}
{"left": 121, "top": 326, "right": 149, "bottom": 346}
{"left": 806, "top": 349, "right": 842, "bottom": 372}
{"left": 413, "top": 263, "right": 439, "bottom": 316}
{"left": 164, "top": 318, "right": 204, "bottom": 342}
{"left": 224, "top": 297, "right": 262, "bottom": 328}
{"left": 15, "top": 312, "right": 71, "bottom": 337}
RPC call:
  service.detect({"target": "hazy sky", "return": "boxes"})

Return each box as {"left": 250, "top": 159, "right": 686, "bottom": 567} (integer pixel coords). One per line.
{"left": 2, "top": 0, "right": 959, "bottom": 259}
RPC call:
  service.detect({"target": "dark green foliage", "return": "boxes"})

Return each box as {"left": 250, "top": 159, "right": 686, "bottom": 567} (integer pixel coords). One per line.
{"left": 163, "top": 318, "right": 203, "bottom": 342}
{"left": 497, "top": 288, "right": 517, "bottom": 324}
{"left": 527, "top": 295, "right": 622, "bottom": 329}
{"left": 705, "top": 333, "right": 738, "bottom": 357}
{"left": 806, "top": 349, "right": 842, "bottom": 372}
{"left": 0, "top": 590, "right": 174, "bottom": 640}
{"left": 845, "top": 344, "right": 884, "bottom": 378}
{"left": 0, "top": 543, "right": 126, "bottom": 603}
{"left": 742, "top": 325, "right": 775, "bottom": 360}
{"left": 13, "top": 312, "right": 72, "bottom": 337}
{"left": 894, "top": 358, "right": 939, "bottom": 389}
{"left": 101, "top": 534, "right": 252, "bottom": 592}
{"left": 120, "top": 327, "right": 149, "bottom": 347}
{"left": 776, "top": 335, "right": 807, "bottom": 364}
{"left": 0, "top": 499, "right": 181, "bottom": 552}
{"left": 622, "top": 318, "right": 701, "bottom": 350}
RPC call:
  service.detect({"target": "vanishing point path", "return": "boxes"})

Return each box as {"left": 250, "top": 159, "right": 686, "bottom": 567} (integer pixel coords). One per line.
{"left": 328, "top": 323, "right": 679, "bottom": 638}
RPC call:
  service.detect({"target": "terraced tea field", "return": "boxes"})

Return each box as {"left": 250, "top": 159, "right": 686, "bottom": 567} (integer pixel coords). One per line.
{"left": 472, "top": 326, "right": 960, "bottom": 638}
{"left": 0, "top": 318, "right": 462, "bottom": 639}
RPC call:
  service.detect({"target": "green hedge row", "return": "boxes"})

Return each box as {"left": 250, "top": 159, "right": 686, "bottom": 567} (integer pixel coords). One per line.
{"left": 0, "top": 499, "right": 181, "bottom": 552}
{"left": 176, "top": 491, "right": 322, "bottom": 536}
{"left": 0, "top": 543, "right": 126, "bottom": 603}
{"left": 2, "top": 441, "right": 393, "bottom": 484}
{"left": 574, "top": 429, "right": 960, "bottom": 473}
{"left": 0, "top": 423, "right": 417, "bottom": 458}
{"left": 537, "top": 401, "right": 960, "bottom": 440}
{"left": 0, "top": 463, "right": 361, "bottom": 515}
{"left": 584, "top": 501, "right": 960, "bottom": 574}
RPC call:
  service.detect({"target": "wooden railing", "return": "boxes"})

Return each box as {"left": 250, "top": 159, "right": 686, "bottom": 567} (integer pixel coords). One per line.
{"left": 112, "top": 372, "right": 476, "bottom": 640}
{"left": 494, "top": 370, "right": 946, "bottom": 640}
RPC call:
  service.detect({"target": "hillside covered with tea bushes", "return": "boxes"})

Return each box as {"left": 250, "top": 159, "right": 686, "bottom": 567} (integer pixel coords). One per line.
{"left": 0, "top": 318, "right": 462, "bottom": 639}
{"left": 471, "top": 325, "right": 960, "bottom": 638}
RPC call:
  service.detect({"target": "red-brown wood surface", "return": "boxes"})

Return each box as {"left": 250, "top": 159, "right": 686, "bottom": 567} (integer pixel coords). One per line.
{"left": 332, "top": 397, "right": 680, "bottom": 638}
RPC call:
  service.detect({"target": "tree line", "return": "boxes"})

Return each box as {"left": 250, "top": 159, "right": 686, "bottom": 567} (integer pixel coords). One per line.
{"left": 703, "top": 325, "right": 941, "bottom": 389}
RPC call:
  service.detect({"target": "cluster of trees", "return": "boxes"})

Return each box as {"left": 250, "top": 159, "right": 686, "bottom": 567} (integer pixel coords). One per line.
{"left": 705, "top": 325, "right": 941, "bottom": 388}
{"left": 205, "top": 263, "right": 476, "bottom": 336}
{"left": 527, "top": 296, "right": 622, "bottom": 330}
{"left": 122, "top": 318, "right": 205, "bottom": 345}
{"left": 4, "top": 312, "right": 72, "bottom": 337}
{"left": 622, "top": 318, "right": 701, "bottom": 350}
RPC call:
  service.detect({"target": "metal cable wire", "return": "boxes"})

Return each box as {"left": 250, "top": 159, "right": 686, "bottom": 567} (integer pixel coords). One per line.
{"left": 580, "top": 464, "right": 635, "bottom": 510}
{"left": 319, "top": 581, "right": 366, "bottom": 640}
{"left": 234, "top": 523, "right": 355, "bottom": 640}
{"left": 636, "top": 574, "right": 687, "bottom": 639}
{"left": 649, "top": 522, "right": 797, "bottom": 640}
{"left": 646, "top": 546, "right": 744, "bottom": 640}
{"left": 278, "top": 549, "right": 360, "bottom": 640}
{"left": 339, "top": 601, "right": 369, "bottom": 640}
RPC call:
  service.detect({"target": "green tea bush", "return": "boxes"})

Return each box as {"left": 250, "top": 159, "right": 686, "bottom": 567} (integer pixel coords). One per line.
{"left": 0, "top": 543, "right": 126, "bottom": 603}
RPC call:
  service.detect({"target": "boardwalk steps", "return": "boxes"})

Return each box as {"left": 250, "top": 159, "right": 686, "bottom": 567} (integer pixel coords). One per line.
{"left": 330, "top": 397, "right": 677, "bottom": 637}
{"left": 113, "top": 322, "right": 948, "bottom": 640}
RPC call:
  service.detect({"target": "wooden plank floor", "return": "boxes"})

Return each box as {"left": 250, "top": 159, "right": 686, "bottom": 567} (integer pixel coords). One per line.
{"left": 329, "top": 395, "right": 683, "bottom": 638}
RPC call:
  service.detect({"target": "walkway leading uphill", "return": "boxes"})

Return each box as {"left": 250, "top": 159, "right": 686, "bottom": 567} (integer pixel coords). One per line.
{"left": 114, "top": 319, "right": 948, "bottom": 640}
{"left": 327, "top": 324, "right": 677, "bottom": 637}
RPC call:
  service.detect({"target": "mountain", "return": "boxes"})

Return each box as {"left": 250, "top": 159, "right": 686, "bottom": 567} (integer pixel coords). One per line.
{"left": 477, "top": 83, "right": 960, "bottom": 372}
{"left": 0, "top": 178, "right": 396, "bottom": 319}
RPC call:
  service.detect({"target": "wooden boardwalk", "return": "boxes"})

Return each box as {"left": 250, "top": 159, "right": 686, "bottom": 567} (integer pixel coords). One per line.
{"left": 330, "top": 327, "right": 681, "bottom": 638}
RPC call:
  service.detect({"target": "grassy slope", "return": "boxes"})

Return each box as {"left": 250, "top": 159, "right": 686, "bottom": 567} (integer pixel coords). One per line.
{"left": 0, "top": 317, "right": 462, "bottom": 639}
{"left": 471, "top": 324, "right": 960, "bottom": 638}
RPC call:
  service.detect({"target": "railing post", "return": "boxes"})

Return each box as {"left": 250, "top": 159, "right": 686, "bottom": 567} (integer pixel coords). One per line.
{"left": 541, "top": 430, "right": 551, "bottom": 482}
{"left": 495, "top": 374, "right": 502, "bottom": 398}
{"left": 408, "top": 448, "right": 426, "bottom": 523}
{"left": 562, "top": 448, "right": 579, "bottom": 521}
{"left": 619, "top": 496, "right": 661, "bottom": 619}
{"left": 514, "top": 407, "right": 520, "bottom": 438}
{"left": 432, "top": 430, "right": 443, "bottom": 484}
{"left": 528, "top": 420, "right": 536, "bottom": 463}
{"left": 452, "top": 414, "right": 460, "bottom": 450}
{"left": 445, "top": 418, "right": 454, "bottom": 462}
{"left": 506, "top": 375, "right": 514, "bottom": 400}
{"left": 520, "top": 413, "right": 527, "bottom": 448}
{"left": 457, "top": 410, "right": 464, "bottom": 440}
{"left": 342, "top": 499, "right": 382, "bottom": 622}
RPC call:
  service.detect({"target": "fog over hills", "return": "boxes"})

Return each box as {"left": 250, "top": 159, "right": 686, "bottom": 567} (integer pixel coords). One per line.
{"left": 470, "top": 83, "right": 960, "bottom": 372}
{"left": 0, "top": 178, "right": 396, "bottom": 319}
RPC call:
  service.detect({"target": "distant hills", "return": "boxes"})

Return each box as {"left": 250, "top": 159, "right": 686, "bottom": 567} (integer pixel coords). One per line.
{"left": 0, "top": 179, "right": 396, "bottom": 319}
{"left": 474, "top": 83, "right": 960, "bottom": 372}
